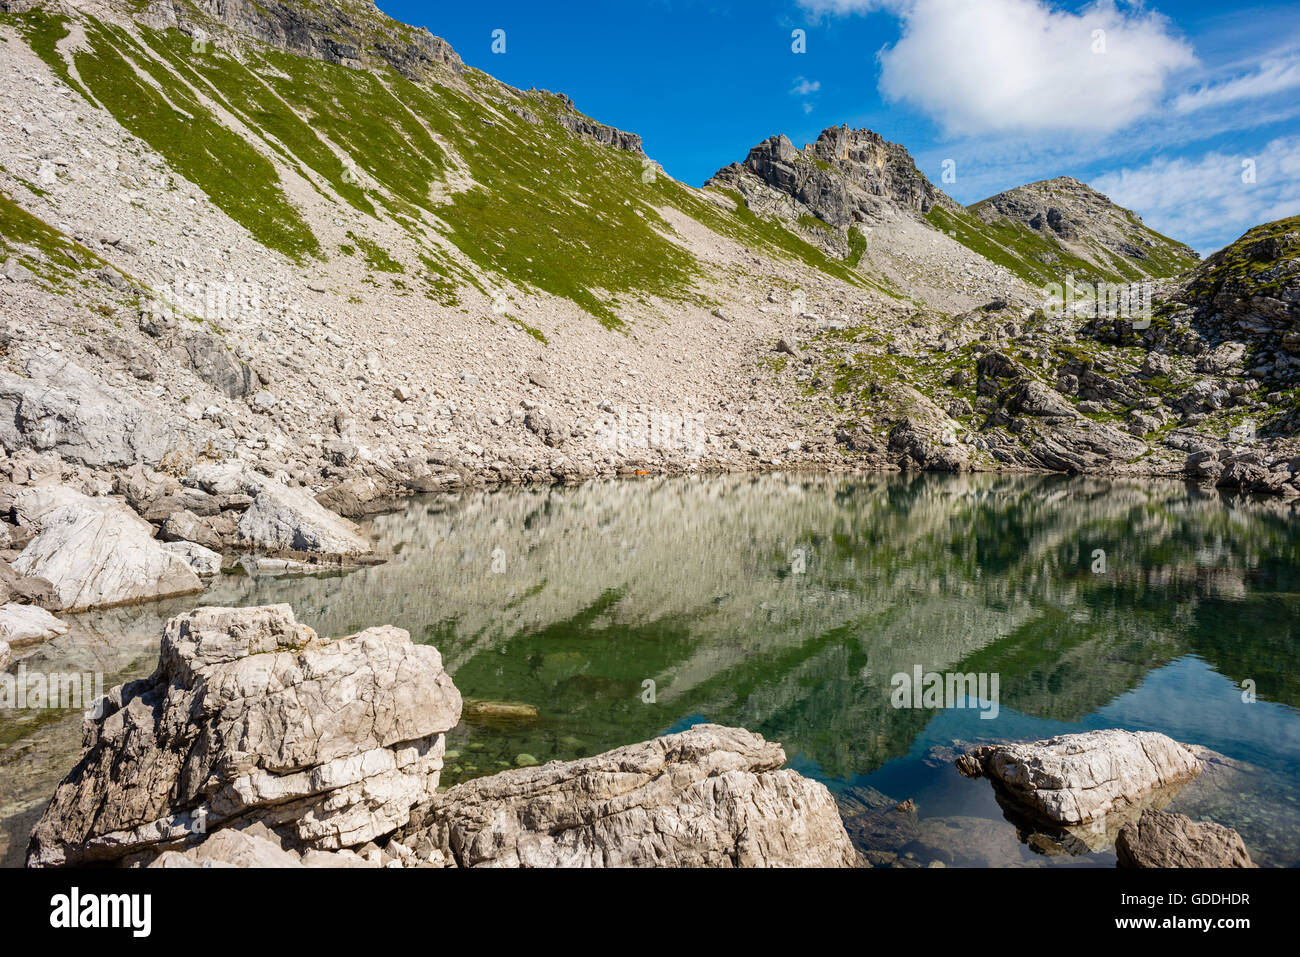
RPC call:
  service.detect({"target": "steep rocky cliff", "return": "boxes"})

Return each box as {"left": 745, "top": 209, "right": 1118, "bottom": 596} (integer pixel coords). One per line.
{"left": 708, "top": 125, "right": 958, "bottom": 228}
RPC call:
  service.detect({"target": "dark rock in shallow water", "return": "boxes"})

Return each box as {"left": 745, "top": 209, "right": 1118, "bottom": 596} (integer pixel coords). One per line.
{"left": 1116, "top": 808, "right": 1255, "bottom": 868}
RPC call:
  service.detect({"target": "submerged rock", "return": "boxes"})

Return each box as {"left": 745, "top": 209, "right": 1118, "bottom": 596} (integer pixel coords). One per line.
{"left": 956, "top": 729, "right": 1202, "bottom": 826}
{"left": 397, "top": 724, "right": 860, "bottom": 868}
{"left": 27, "top": 604, "right": 462, "bottom": 866}
{"left": 462, "top": 698, "right": 540, "bottom": 726}
{"left": 1116, "top": 808, "right": 1255, "bottom": 868}
{"left": 11, "top": 485, "right": 203, "bottom": 611}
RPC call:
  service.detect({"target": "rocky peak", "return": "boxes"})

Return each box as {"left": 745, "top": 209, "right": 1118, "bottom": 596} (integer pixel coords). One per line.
{"left": 971, "top": 176, "right": 1198, "bottom": 271}
{"left": 975, "top": 177, "right": 1116, "bottom": 240}
{"left": 135, "top": 0, "right": 463, "bottom": 80}
{"left": 529, "top": 89, "right": 644, "bottom": 154}
{"left": 708, "top": 124, "right": 956, "bottom": 229}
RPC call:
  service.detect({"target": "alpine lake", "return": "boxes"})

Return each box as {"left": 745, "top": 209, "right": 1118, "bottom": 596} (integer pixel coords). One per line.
{"left": 3, "top": 472, "right": 1298, "bottom": 868}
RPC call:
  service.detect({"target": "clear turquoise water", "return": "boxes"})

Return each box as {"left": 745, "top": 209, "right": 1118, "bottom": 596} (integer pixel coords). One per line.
{"left": 3, "top": 472, "right": 1298, "bottom": 866}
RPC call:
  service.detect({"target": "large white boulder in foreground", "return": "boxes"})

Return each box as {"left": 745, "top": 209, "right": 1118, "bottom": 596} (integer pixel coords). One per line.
{"left": 956, "top": 729, "right": 1202, "bottom": 826}
{"left": 12, "top": 485, "right": 203, "bottom": 611}
{"left": 27, "top": 604, "right": 462, "bottom": 867}
{"left": 398, "top": 723, "right": 860, "bottom": 868}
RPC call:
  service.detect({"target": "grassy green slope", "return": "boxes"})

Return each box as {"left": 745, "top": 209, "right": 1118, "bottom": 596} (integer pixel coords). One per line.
{"left": 926, "top": 192, "right": 1199, "bottom": 290}
{"left": 7, "top": 7, "right": 881, "bottom": 329}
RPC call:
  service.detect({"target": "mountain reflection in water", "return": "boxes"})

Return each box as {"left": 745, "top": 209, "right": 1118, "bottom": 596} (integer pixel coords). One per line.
{"left": 3, "top": 472, "right": 1298, "bottom": 867}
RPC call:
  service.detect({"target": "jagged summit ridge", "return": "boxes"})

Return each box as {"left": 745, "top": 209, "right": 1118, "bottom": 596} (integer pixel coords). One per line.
{"left": 135, "top": 0, "right": 463, "bottom": 79}
{"left": 708, "top": 124, "right": 956, "bottom": 228}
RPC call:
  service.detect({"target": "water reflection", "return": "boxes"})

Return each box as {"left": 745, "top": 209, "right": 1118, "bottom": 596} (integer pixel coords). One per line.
{"left": 3, "top": 472, "right": 1298, "bottom": 866}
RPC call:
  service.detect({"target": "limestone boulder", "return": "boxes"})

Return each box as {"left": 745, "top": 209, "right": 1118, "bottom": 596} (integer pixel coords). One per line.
{"left": 159, "top": 509, "right": 224, "bottom": 551}
{"left": 185, "top": 463, "right": 372, "bottom": 558}
{"left": 236, "top": 480, "right": 374, "bottom": 558}
{"left": 0, "top": 602, "right": 69, "bottom": 646}
{"left": 1116, "top": 808, "right": 1255, "bottom": 868}
{"left": 27, "top": 604, "right": 462, "bottom": 867}
{"left": 11, "top": 486, "right": 203, "bottom": 612}
{"left": 0, "top": 354, "right": 203, "bottom": 470}
{"left": 147, "top": 824, "right": 376, "bottom": 869}
{"left": 160, "top": 540, "right": 222, "bottom": 577}
{"left": 398, "top": 724, "right": 859, "bottom": 868}
{"left": 956, "top": 729, "right": 1202, "bottom": 825}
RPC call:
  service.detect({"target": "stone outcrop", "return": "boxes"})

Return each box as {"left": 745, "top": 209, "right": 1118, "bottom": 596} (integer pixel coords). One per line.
{"left": 237, "top": 479, "right": 374, "bottom": 558}
{"left": 973, "top": 351, "right": 1149, "bottom": 472}
{"left": 147, "top": 822, "right": 377, "bottom": 868}
{"left": 0, "top": 556, "right": 57, "bottom": 609}
{"left": 396, "top": 724, "right": 859, "bottom": 868}
{"left": 555, "top": 112, "right": 643, "bottom": 154}
{"left": 142, "top": 0, "right": 463, "bottom": 80}
{"left": 181, "top": 330, "right": 258, "bottom": 399}
{"left": 0, "top": 602, "right": 69, "bottom": 646}
{"left": 709, "top": 126, "right": 955, "bottom": 228}
{"left": 956, "top": 729, "right": 1202, "bottom": 825}
{"left": 188, "top": 463, "right": 374, "bottom": 559}
{"left": 28, "top": 602, "right": 857, "bottom": 870}
{"left": 0, "top": 639, "right": 9, "bottom": 669}
{"left": 1116, "top": 808, "right": 1255, "bottom": 868}
{"left": 12, "top": 485, "right": 203, "bottom": 611}
{"left": 160, "top": 540, "right": 222, "bottom": 577}
{"left": 0, "top": 354, "right": 204, "bottom": 471}
{"left": 27, "top": 604, "right": 462, "bottom": 867}
{"left": 972, "top": 177, "right": 1198, "bottom": 277}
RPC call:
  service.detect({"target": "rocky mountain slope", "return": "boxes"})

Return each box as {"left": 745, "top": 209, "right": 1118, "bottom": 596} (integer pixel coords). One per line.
{"left": 0, "top": 0, "right": 1297, "bottom": 617}
{"left": 965, "top": 176, "right": 1200, "bottom": 284}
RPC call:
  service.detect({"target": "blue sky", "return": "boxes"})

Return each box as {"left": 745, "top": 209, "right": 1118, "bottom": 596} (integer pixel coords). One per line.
{"left": 380, "top": 0, "right": 1300, "bottom": 254}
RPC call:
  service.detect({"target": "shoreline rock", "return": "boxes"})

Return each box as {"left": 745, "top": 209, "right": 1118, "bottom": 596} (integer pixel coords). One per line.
{"left": 12, "top": 485, "right": 204, "bottom": 612}
{"left": 28, "top": 604, "right": 857, "bottom": 869}
{"left": 956, "top": 729, "right": 1202, "bottom": 826}
{"left": 397, "top": 724, "right": 859, "bottom": 868}
{"left": 27, "top": 604, "right": 461, "bottom": 867}
{"left": 0, "top": 602, "right": 69, "bottom": 646}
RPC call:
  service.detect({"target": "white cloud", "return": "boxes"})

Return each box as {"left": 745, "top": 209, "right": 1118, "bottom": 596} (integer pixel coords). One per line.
{"left": 800, "top": 0, "right": 1195, "bottom": 136}
{"left": 1174, "top": 53, "right": 1300, "bottom": 113}
{"left": 790, "top": 77, "right": 822, "bottom": 96}
{"left": 1091, "top": 136, "right": 1300, "bottom": 254}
